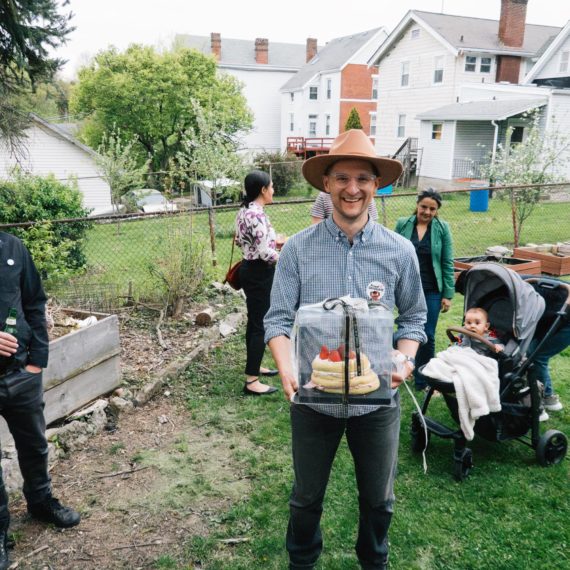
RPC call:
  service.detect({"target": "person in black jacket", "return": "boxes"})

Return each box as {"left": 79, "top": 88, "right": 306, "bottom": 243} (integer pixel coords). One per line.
{"left": 0, "top": 232, "right": 80, "bottom": 570}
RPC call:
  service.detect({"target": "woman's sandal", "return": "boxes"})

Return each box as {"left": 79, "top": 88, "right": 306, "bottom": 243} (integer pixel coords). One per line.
{"left": 243, "top": 379, "right": 278, "bottom": 396}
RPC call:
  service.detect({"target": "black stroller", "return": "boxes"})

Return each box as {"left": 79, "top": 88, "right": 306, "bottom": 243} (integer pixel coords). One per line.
{"left": 411, "top": 262, "right": 569, "bottom": 481}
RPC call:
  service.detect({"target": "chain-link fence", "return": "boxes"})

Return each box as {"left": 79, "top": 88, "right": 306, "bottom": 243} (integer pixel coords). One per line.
{"left": 1, "top": 183, "right": 569, "bottom": 311}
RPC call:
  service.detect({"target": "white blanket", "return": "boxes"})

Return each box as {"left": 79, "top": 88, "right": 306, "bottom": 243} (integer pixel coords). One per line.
{"left": 422, "top": 346, "right": 501, "bottom": 441}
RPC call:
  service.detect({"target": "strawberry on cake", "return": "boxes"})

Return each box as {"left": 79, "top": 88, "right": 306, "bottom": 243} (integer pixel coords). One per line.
{"left": 309, "top": 345, "right": 380, "bottom": 395}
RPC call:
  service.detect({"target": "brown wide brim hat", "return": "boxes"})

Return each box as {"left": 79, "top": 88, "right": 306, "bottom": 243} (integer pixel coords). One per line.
{"left": 302, "top": 129, "right": 403, "bottom": 192}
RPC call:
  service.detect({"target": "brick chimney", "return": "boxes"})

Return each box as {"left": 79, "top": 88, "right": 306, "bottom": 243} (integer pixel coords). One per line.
{"left": 498, "top": 0, "right": 528, "bottom": 47}
{"left": 496, "top": 0, "right": 528, "bottom": 84}
{"left": 211, "top": 33, "right": 221, "bottom": 61}
{"left": 306, "top": 38, "right": 318, "bottom": 62}
{"left": 255, "top": 38, "right": 268, "bottom": 64}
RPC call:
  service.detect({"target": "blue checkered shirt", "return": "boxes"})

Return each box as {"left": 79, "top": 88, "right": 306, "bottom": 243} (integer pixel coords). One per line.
{"left": 264, "top": 217, "right": 427, "bottom": 418}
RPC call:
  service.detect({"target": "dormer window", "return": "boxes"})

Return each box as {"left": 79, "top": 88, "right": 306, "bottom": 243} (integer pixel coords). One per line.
{"left": 411, "top": 28, "right": 420, "bottom": 40}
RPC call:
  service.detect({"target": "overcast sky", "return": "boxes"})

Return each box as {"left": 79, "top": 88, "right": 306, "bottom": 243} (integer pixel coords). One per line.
{"left": 57, "top": 0, "right": 570, "bottom": 79}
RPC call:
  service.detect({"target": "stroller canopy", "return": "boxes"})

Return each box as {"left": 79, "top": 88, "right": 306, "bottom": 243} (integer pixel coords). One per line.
{"left": 462, "top": 263, "right": 545, "bottom": 347}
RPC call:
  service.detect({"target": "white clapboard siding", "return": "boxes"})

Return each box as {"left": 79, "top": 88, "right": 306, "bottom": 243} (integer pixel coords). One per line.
{"left": 0, "top": 123, "right": 113, "bottom": 215}
{"left": 453, "top": 121, "right": 496, "bottom": 175}
{"left": 534, "top": 34, "right": 570, "bottom": 81}
{"left": 223, "top": 68, "right": 298, "bottom": 153}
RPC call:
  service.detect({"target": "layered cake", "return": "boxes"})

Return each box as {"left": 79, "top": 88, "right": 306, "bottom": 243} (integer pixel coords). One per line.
{"left": 309, "top": 345, "right": 380, "bottom": 394}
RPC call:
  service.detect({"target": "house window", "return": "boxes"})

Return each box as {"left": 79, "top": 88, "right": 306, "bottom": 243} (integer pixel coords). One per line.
{"left": 400, "top": 61, "right": 410, "bottom": 87}
{"left": 465, "top": 56, "right": 477, "bottom": 72}
{"left": 433, "top": 56, "right": 444, "bottom": 84}
{"left": 326, "top": 79, "right": 332, "bottom": 99}
{"left": 397, "top": 114, "right": 406, "bottom": 138}
{"left": 480, "top": 57, "right": 492, "bottom": 73}
{"left": 411, "top": 28, "right": 420, "bottom": 40}
{"left": 431, "top": 123, "right": 443, "bottom": 140}
{"left": 289, "top": 113, "right": 294, "bottom": 132}
{"left": 371, "top": 76, "right": 378, "bottom": 99}
{"left": 325, "top": 114, "right": 331, "bottom": 136}
{"left": 309, "top": 86, "right": 318, "bottom": 100}
{"left": 308, "top": 114, "right": 318, "bottom": 136}
{"left": 290, "top": 92, "right": 294, "bottom": 102}
{"left": 509, "top": 126, "right": 525, "bottom": 147}
{"left": 560, "top": 51, "right": 569, "bottom": 73}
{"left": 370, "top": 113, "right": 377, "bottom": 137}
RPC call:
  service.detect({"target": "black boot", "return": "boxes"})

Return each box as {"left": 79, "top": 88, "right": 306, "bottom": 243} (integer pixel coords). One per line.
{"left": 28, "top": 496, "right": 81, "bottom": 528}
{"left": 0, "top": 529, "right": 9, "bottom": 570}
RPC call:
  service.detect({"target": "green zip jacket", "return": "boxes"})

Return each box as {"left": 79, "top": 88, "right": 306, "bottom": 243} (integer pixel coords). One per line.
{"left": 394, "top": 215, "right": 455, "bottom": 300}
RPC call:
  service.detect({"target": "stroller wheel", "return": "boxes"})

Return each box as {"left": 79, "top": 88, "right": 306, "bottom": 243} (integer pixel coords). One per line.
{"left": 453, "top": 448, "right": 473, "bottom": 482}
{"left": 536, "top": 430, "right": 568, "bottom": 467}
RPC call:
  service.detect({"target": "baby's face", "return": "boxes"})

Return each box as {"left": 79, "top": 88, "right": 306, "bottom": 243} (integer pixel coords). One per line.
{"left": 464, "top": 311, "right": 490, "bottom": 336}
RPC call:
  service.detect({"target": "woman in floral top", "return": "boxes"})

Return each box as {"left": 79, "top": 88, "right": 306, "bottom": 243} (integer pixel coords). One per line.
{"left": 236, "top": 170, "right": 280, "bottom": 396}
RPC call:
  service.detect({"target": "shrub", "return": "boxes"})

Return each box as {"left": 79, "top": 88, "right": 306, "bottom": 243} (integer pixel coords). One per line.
{"left": 344, "top": 108, "right": 363, "bottom": 131}
{"left": 254, "top": 151, "right": 302, "bottom": 197}
{"left": 0, "top": 171, "right": 92, "bottom": 279}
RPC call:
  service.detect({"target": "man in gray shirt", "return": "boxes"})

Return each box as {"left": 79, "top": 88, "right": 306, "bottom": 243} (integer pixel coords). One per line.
{"left": 265, "top": 130, "right": 426, "bottom": 570}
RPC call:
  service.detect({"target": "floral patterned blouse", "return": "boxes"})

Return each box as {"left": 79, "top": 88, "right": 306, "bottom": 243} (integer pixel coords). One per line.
{"left": 235, "top": 202, "right": 279, "bottom": 264}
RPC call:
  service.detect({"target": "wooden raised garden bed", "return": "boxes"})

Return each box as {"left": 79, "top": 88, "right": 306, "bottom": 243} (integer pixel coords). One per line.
{"left": 454, "top": 256, "right": 542, "bottom": 275}
{"left": 0, "top": 309, "right": 121, "bottom": 444}
{"left": 513, "top": 247, "right": 570, "bottom": 276}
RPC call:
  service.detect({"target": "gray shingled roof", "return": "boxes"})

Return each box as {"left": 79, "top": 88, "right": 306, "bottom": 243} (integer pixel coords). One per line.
{"left": 175, "top": 34, "right": 308, "bottom": 69}
{"left": 416, "top": 98, "right": 547, "bottom": 121}
{"left": 414, "top": 10, "right": 561, "bottom": 55}
{"left": 281, "top": 28, "right": 382, "bottom": 91}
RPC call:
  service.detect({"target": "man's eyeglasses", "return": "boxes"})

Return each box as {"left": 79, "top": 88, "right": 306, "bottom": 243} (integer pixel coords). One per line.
{"left": 327, "top": 172, "right": 377, "bottom": 189}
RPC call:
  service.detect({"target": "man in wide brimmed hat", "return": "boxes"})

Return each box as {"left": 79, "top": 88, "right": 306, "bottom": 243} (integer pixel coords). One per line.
{"left": 264, "top": 129, "right": 427, "bottom": 569}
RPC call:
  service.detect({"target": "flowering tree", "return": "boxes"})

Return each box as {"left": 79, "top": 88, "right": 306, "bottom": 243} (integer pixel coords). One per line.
{"left": 95, "top": 127, "right": 149, "bottom": 213}
{"left": 481, "top": 110, "right": 570, "bottom": 247}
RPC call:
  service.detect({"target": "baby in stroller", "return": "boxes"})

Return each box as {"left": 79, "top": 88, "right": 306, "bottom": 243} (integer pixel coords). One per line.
{"left": 454, "top": 307, "right": 504, "bottom": 354}
{"left": 411, "top": 262, "right": 568, "bottom": 480}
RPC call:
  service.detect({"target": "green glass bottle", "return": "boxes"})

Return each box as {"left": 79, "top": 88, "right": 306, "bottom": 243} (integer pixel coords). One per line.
{"left": 4, "top": 308, "right": 17, "bottom": 335}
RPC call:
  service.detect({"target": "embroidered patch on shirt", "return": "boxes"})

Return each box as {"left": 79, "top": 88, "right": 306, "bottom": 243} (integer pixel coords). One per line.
{"left": 367, "top": 281, "right": 385, "bottom": 301}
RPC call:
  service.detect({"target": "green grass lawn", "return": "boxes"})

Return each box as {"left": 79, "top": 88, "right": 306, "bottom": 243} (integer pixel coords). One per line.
{"left": 47, "top": 192, "right": 570, "bottom": 305}
{"left": 172, "top": 303, "right": 570, "bottom": 569}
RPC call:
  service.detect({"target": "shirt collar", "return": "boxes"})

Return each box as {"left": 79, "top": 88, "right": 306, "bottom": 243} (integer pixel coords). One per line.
{"left": 323, "top": 215, "right": 375, "bottom": 243}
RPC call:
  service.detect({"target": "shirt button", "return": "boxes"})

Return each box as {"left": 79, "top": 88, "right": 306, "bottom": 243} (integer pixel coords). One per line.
{"left": 349, "top": 252, "right": 353, "bottom": 256}
{"left": 348, "top": 276, "right": 352, "bottom": 280}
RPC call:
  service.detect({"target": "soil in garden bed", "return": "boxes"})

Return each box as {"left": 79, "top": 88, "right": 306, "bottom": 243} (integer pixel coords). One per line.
{"left": 7, "top": 296, "right": 248, "bottom": 569}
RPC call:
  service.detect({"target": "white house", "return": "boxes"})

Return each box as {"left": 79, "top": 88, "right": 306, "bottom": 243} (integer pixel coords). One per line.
{"left": 524, "top": 20, "right": 570, "bottom": 88}
{"left": 0, "top": 115, "right": 113, "bottom": 215}
{"left": 280, "top": 27, "right": 388, "bottom": 152}
{"left": 414, "top": 12, "right": 570, "bottom": 190}
{"left": 368, "top": 1, "right": 561, "bottom": 160}
{"left": 176, "top": 33, "right": 314, "bottom": 154}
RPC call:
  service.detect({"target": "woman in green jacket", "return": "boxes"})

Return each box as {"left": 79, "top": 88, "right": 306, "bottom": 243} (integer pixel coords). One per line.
{"left": 395, "top": 188, "right": 455, "bottom": 390}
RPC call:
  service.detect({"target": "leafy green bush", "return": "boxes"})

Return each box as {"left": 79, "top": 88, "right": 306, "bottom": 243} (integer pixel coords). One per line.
{"left": 254, "top": 151, "right": 302, "bottom": 197}
{"left": 0, "top": 171, "right": 92, "bottom": 279}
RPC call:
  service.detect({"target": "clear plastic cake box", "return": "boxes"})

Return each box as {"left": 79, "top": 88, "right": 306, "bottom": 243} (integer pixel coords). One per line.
{"left": 293, "top": 298, "right": 394, "bottom": 407}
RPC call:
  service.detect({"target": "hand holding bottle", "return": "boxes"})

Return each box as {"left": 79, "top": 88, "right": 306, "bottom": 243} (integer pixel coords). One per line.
{"left": 0, "top": 332, "right": 18, "bottom": 358}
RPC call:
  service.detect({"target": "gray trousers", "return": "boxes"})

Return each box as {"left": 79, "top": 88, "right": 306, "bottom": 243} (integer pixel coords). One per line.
{"left": 287, "top": 396, "right": 400, "bottom": 569}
